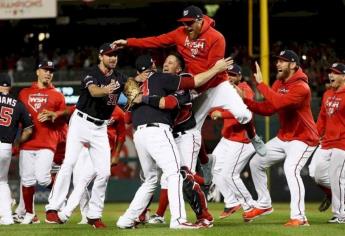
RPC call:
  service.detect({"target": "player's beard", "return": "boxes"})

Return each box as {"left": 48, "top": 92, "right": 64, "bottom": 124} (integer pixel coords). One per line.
{"left": 276, "top": 68, "right": 289, "bottom": 81}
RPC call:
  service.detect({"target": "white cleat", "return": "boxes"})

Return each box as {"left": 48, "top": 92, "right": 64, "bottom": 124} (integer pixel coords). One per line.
{"left": 12, "top": 213, "right": 24, "bottom": 223}
{"left": 57, "top": 211, "right": 69, "bottom": 224}
{"left": 170, "top": 222, "right": 200, "bottom": 229}
{"left": 148, "top": 214, "right": 165, "bottom": 224}
{"left": 78, "top": 216, "right": 88, "bottom": 224}
{"left": 20, "top": 212, "right": 35, "bottom": 224}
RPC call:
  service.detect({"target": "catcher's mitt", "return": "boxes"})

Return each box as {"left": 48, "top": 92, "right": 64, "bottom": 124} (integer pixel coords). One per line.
{"left": 124, "top": 78, "right": 141, "bottom": 110}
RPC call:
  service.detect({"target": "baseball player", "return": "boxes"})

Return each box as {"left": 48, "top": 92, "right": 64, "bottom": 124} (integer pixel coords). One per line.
{"left": 116, "top": 54, "right": 232, "bottom": 229}
{"left": 45, "top": 43, "right": 127, "bottom": 228}
{"left": 50, "top": 105, "right": 126, "bottom": 225}
{"left": 0, "top": 76, "right": 33, "bottom": 225}
{"left": 210, "top": 64, "right": 257, "bottom": 219}
{"left": 18, "top": 61, "right": 67, "bottom": 224}
{"left": 138, "top": 52, "right": 213, "bottom": 227}
{"left": 308, "top": 63, "right": 345, "bottom": 223}
{"left": 243, "top": 50, "right": 319, "bottom": 226}
{"left": 112, "top": 5, "right": 266, "bottom": 157}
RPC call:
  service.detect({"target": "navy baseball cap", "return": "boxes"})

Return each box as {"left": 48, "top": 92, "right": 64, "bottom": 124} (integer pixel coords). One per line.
{"left": 177, "top": 5, "right": 203, "bottom": 22}
{"left": 135, "top": 54, "right": 154, "bottom": 73}
{"left": 275, "top": 50, "right": 300, "bottom": 66}
{"left": 0, "top": 75, "right": 11, "bottom": 87}
{"left": 38, "top": 61, "right": 55, "bottom": 71}
{"left": 99, "top": 42, "right": 119, "bottom": 56}
{"left": 327, "top": 63, "right": 345, "bottom": 74}
{"left": 227, "top": 64, "right": 242, "bottom": 76}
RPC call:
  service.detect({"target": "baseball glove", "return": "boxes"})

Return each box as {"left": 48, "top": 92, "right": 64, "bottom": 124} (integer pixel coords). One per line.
{"left": 124, "top": 78, "right": 141, "bottom": 110}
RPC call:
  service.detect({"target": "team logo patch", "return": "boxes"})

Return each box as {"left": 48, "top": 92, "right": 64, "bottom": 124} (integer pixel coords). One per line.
{"left": 28, "top": 93, "right": 48, "bottom": 112}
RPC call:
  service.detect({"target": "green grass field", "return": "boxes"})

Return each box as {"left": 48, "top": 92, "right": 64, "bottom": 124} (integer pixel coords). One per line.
{"left": 1, "top": 202, "right": 344, "bottom": 236}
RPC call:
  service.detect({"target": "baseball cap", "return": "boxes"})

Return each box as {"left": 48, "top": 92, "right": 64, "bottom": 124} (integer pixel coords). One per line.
{"left": 99, "top": 42, "right": 119, "bottom": 56}
{"left": 135, "top": 54, "right": 154, "bottom": 73}
{"left": 327, "top": 63, "right": 345, "bottom": 74}
{"left": 0, "top": 75, "right": 11, "bottom": 87}
{"left": 275, "top": 50, "right": 300, "bottom": 66}
{"left": 177, "top": 5, "right": 203, "bottom": 22}
{"left": 38, "top": 61, "right": 55, "bottom": 71}
{"left": 227, "top": 64, "right": 242, "bottom": 76}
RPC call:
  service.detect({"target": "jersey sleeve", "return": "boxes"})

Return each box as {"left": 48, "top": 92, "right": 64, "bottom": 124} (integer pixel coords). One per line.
{"left": 162, "top": 73, "right": 182, "bottom": 92}
{"left": 18, "top": 101, "right": 33, "bottom": 129}
{"left": 257, "top": 81, "right": 308, "bottom": 110}
{"left": 81, "top": 73, "right": 98, "bottom": 88}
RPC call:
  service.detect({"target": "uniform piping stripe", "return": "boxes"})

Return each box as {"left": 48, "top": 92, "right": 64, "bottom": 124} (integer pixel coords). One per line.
{"left": 294, "top": 146, "right": 309, "bottom": 216}
{"left": 337, "top": 158, "right": 345, "bottom": 214}
{"left": 164, "top": 130, "right": 182, "bottom": 220}
{"left": 189, "top": 134, "right": 196, "bottom": 170}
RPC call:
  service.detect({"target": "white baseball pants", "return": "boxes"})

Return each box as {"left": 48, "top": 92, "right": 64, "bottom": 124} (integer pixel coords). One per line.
{"left": 213, "top": 138, "right": 256, "bottom": 211}
{"left": 192, "top": 81, "right": 252, "bottom": 131}
{"left": 19, "top": 149, "right": 54, "bottom": 187}
{"left": 46, "top": 111, "right": 110, "bottom": 219}
{"left": 250, "top": 137, "right": 316, "bottom": 220}
{"left": 309, "top": 147, "right": 331, "bottom": 188}
{"left": 122, "top": 123, "right": 187, "bottom": 227}
{"left": 0, "top": 142, "right": 13, "bottom": 221}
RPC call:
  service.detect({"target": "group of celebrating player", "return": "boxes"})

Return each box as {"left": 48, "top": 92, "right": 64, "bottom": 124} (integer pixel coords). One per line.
{"left": 0, "top": 4, "right": 344, "bottom": 229}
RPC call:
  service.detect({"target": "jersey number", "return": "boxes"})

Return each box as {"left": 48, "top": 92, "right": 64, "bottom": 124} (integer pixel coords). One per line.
{"left": 0, "top": 106, "right": 13, "bottom": 127}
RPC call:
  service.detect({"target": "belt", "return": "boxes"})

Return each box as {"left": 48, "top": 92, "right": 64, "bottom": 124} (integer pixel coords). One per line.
{"left": 136, "top": 123, "right": 160, "bottom": 130}
{"left": 77, "top": 111, "right": 105, "bottom": 126}
{"left": 0, "top": 140, "right": 11, "bottom": 144}
{"left": 173, "top": 131, "right": 186, "bottom": 138}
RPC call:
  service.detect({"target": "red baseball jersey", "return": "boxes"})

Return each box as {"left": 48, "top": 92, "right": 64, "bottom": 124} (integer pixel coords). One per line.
{"left": 317, "top": 87, "right": 345, "bottom": 151}
{"left": 127, "top": 16, "right": 227, "bottom": 93}
{"left": 245, "top": 68, "right": 319, "bottom": 146}
{"left": 213, "top": 82, "right": 254, "bottom": 143}
{"left": 107, "top": 106, "right": 126, "bottom": 151}
{"left": 18, "top": 82, "right": 67, "bottom": 152}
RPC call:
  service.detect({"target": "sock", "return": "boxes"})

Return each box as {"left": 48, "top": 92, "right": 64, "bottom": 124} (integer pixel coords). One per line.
{"left": 243, "top": 119, "right": 256, "bottom": 139}
{"left": 198, "top": 140, "right": 209, "bottom": 165}
{"left": 156, "top": 189, "right": 168, "bottom": 217}
{"left": 22, "top": 186, "right": 35, "bottom": 214}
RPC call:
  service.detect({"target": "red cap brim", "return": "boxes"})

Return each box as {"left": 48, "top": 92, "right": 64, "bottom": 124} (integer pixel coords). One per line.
{"left": 327, "top": 68, "right": 343, "bottom": 74}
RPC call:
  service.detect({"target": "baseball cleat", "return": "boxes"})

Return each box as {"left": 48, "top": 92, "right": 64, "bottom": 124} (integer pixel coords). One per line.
{"left": 87, "top": 218, "right": 106, "bottom": 228}
{"left": 250, "top": 135, "right": 267, "bottom": 156}
{"left": 12, "top": 213, "right": 24, "bottom": 223}
{"left": 148, "top": 214, "right": 165, "bottom": 224}
{"left": 242, "top": 207, "right": 273, "bottom": 222}
{"left": 195, "top": 218, "right": 214, "bottom": 228}
{"left": 170, "top": 222, "right": 200, "bottom": 229}
{"left": 328, "top": 217, "right": 345, "bottom": 224}
{"left": 284, "top": 218, "right": 310, "bottom": 227}
{"left": 45, "top": 210, "right": 62, "bottom": 224}
{"left": 0, "top": 218, "right": 14, "bottom": 225}
{"left": 219, "top": 204, "right": 241, "bottom": 219}
{"left": 32, "top": 215, "right": 40, "bottom": 224}
{"left": 135, "top": 208, "right": 150, "bottom": 224}
{"left": 20, "top": 212, "right": 35, "bottom": 224}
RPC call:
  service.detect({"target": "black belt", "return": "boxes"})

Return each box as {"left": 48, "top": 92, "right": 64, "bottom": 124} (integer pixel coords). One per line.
{"left": 136, "top": 123, "right": 160, "bottom": 130}
{"left": 0, "top": 140, "right": 11, "bottom": 144}
{"left": 173, "top": 131, "right": 186, "bottom": 138}
{"left": 77, "top": 111, "right": 105, "bottom": 126}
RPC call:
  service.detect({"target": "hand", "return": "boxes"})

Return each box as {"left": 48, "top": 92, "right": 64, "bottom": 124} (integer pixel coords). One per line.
{"left": 111, "top": 39, "right": 127, "bottom": 49}
{"left": 111, "top": 155, "right": 120, "bottom": 166}
{"left": 213, "top": 57, "right": 234, "bottom": 73}
{"left": 104, "top": 81, "right": 117, "bottom": 94}
{"left": 210, "top": 110, "right": 222, "bottom": 120}
{"left": 37, "top": 109, "right": 57, "bottom": 122}
{"left": 253, "top": 61, "right": 263, "bottom": 84}
{"left": 189, "top": 89, "right": 200, "bottom": 100}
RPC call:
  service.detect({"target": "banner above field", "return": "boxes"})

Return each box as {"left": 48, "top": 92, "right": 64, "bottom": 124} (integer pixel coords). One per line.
{"left": 0, "top": 0, "right": 57, "bottom": 19}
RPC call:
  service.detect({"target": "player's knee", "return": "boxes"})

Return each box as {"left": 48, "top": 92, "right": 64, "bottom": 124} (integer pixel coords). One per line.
{"left": 37, "top": 175, "right": 51, "bottom": 187}
{"left": 21, "top": 177, "right": 36, "bottom": 187}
